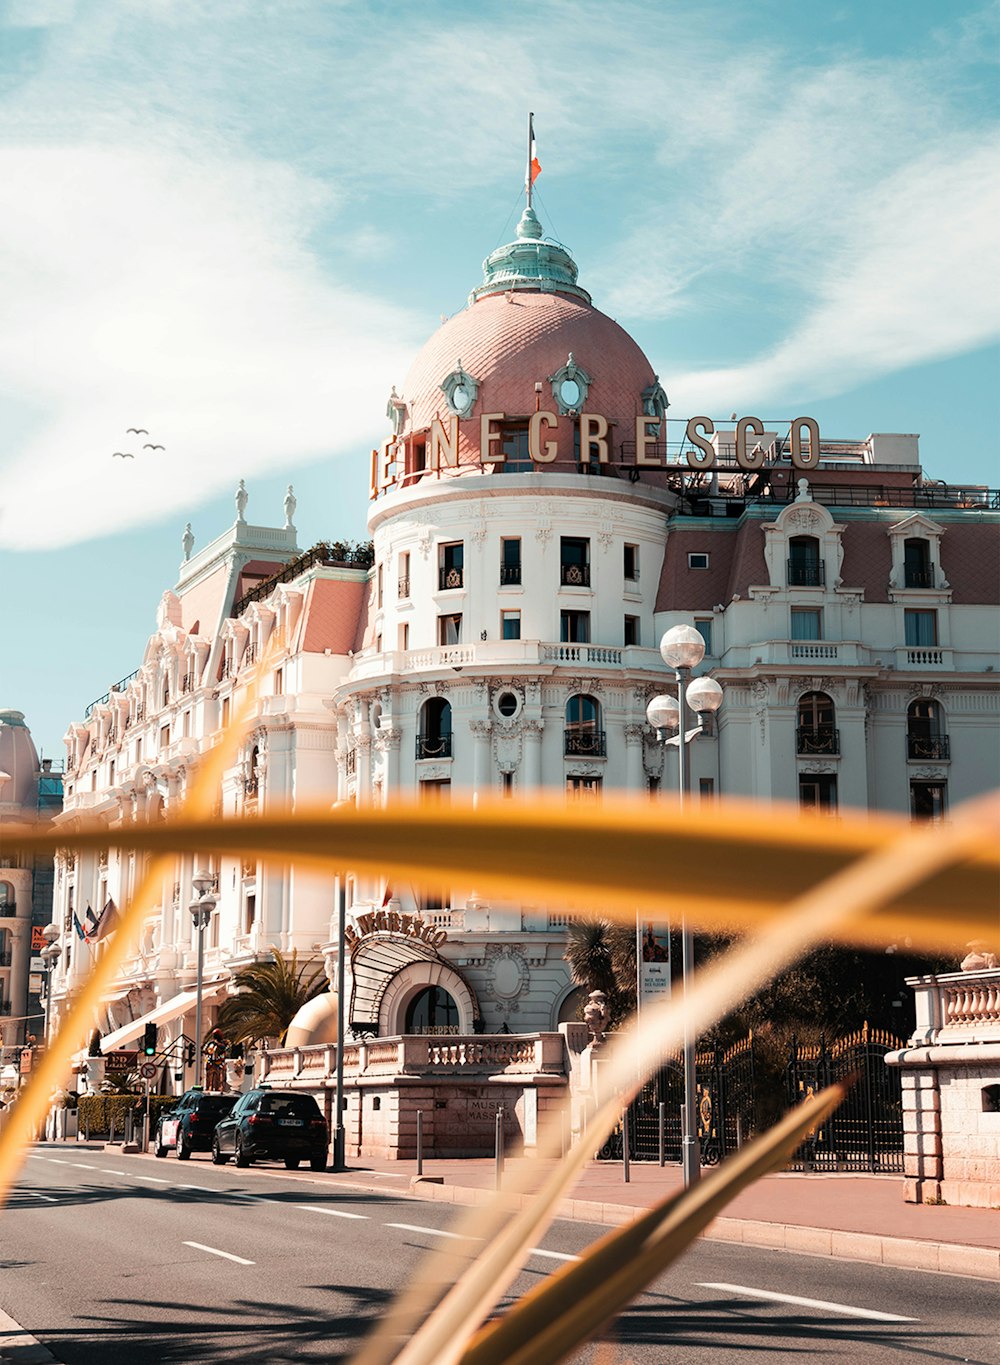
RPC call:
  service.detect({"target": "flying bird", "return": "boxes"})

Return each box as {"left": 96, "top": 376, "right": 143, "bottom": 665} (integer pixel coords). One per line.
{"left": 112, "top": 452, "right": 134, "bottom": 459}
{"left": 143, "top": 443, "right": 165, "bottom": 450}
{"left": 126, "top": 427, "right": 149, "bottom": 435}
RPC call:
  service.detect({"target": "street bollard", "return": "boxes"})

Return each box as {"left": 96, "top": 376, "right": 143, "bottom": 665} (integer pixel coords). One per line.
{"left": 416, "top": 1110, "right": 424, "bottom": 1177}
{"left": 85, "top": 1116, "right": 90, "bottom": 1143}
{"left": 679, "top": 1103, "right": 687, "bottom": 1169}
{"left": 736, "top": 1114, "right": 743, "bottom": 1150}
{"left": 494, "top": 1107, "right": 504, "bottom": 1191}
{"left": 658, "top": 1101, "right": 666, "bottom": 1167}
{"left": 109, "top": 1118, "right": 116, "bottom": 1146}
{"left": 622, "top": 1108, "right": 630, "bottom": 1184}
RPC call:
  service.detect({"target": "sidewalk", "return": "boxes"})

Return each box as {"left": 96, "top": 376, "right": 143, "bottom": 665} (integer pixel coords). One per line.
{"left": 321, "top": 1153, "right": 1000, "bottom": 1281}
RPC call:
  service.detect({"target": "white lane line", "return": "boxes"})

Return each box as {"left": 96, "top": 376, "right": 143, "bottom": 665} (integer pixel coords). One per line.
{"left": 101, "top": 1170, "right": 127, "bottom": 1176}
{"left": 69, "top": 1163, "right": 99, "bottom": 1170}
{"left": 135, "top": 1176, "right": 171, "bottom": 1185}
{"left": 528, "top": 1248, "right": 580, "bottom": 1263}
{"left": 297, "top": 1206, "right": 368, "bottom": 1220}
{"left": 12, "top": 1192, "right": 57, "bottom": 1202}
{"left": 387, "top": 1223, "right": 481, "bottom": 1242}
{"left": 46, "top": 1158, "right": 73, "bottom": 1165}
{"left": 697, "top": 1283, "right": 918, "bottom": 1324}
{"left": 183, "top": 1241, "right": 255, "bottom": 1266}
{"left": 175, "top": 1184, "right": 215, "bottom": 1192}
{"left": 25, "top": 1155, "right": 44, "bottom": 1161}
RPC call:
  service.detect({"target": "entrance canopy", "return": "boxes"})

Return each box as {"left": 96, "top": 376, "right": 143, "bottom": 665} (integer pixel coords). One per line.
{"left": 99, "top": 985, "right": 226, "bottom": 1054}
{"left": 350, "top": 935, "right": 439, "bottom": 1032}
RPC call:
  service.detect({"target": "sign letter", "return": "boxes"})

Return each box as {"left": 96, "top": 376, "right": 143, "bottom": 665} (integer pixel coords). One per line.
{"left": 529, "top": 410, "right": 559, "bottom": 463}
{"left": 429, "top": 416, "right": 459, "bottom": 470}
{"left": 685, "top": 417, "right": 716, "bottom": 468}
{"left": 735, "top": 416, "right": 766, "bottom": 469}
{"left": 790, "top": 417, "right": 821, "bottom": 470}
{"left": 579, "top": 413, "right": 609, "bottom": 463}
{"left": 635, "top": 416, "right": 662, "bottom": 466}
{"left": 481, "top": 413, "right": 505, "bottom": 464}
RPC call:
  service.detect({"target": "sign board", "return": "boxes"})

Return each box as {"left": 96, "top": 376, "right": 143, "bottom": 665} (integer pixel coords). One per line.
{"left": 29, "top": 974, "right": 43, "bottom": 995}
{"left": 639, "top": 921, "right": 672, "bottom": 1006}
{"left": 19, "top": 1048, "right": 33, "bottom": 1075}
{"left": 105, "top": 1050, "right": 138, "bottom": 1073}
{"left": 139, "top": 1062, "right": 157, "bottom": 1080}
{"left": 31, "top": 926, "right": 47, "bottom": 953}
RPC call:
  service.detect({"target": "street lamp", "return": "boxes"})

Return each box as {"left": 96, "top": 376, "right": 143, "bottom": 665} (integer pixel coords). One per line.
{"left": 646, "top": 624, "right": 724, "bottom": 1190}
{"left": 189, "top": 870, "right": 217, "bottom": 1088}
{"left": 40, "top": 923, "right": 61, "bottom": 1045}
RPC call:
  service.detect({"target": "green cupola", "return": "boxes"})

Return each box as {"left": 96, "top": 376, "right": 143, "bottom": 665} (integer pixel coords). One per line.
{"left": 470, "top": 207, "right": 591, "bottom": 305}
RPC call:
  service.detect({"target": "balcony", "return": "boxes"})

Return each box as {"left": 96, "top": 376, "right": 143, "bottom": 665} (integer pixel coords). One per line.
{"left": 797, "top": 726, "right": 840, "bottom": 756}
{"left": 500, "top": 564, "right": 522, "bottom": 585}
{"left": 564, "top": 728, "right": 607, "bottom": 758}
{"left": 899, "top": 647, "right": 948, "bottom": 668}
{"left": 560, "top": 563, "right": 590, "bottom": 587}
{"left": 787, "top": 559, "right": 824, "bottom": 586}
{"left": 790, "top": 642, "right": 839, "bottom": 661}
{"left": 907, "top": 734, "right": 951, "bottom": 761}
{"left": 0, "top": 952, "right": 12, "bottom": 967}
{"left": 438, "top": 567, "right": 464, "bottom": 591}
{"left": 397, "top": 575, "right": 410, "bottom": 598}
{"left": 416, "top": 734, "right": 452, "bottom": 760}
{"left": 904, "top": 568, "right": 936, "bottom": 588}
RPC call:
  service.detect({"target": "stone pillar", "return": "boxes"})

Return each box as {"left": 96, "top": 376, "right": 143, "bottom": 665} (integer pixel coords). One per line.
{"left": 471, "top": 720, "right": 492, "bottom": 799}
{"left": 900, "top": 1068, "right": 943, "bottom": 1203}
{"left": 624, "top": 723, "right": 645, "bottom": 793}
{"left": 522, "top": 720, "right": 543, "bottom": 790}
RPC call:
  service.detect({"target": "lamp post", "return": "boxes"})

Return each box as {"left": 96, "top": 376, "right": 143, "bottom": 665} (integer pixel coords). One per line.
{"left": 646, "top": 624, "right": 724, "bottom": 1190}
{"left": 331, "top": 875, "right": 347, "bottom": 1172}
{"left": 189, "top": 870, "right": 217, "bottom": 1088}
{"left": 40, "top": 923, "right": 62, "bottom": 1045}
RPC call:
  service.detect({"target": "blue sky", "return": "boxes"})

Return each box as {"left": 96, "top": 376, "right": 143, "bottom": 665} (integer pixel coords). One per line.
{"left": 1, "top": 0, "right": 997, "bottom": 759}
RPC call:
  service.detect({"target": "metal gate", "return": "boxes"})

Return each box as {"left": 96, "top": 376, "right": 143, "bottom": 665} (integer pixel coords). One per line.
{"left": 599, "top": 1034, "right": 756, "bottom": 1164}
{"left": 785, "top": 1024, "right": 905, "bottom": 1173}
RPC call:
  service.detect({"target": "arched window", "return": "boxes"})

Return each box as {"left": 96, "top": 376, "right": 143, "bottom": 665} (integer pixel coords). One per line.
{"left": 246, "top": 745, "right": 260, "bottom": 797}
{"left": 565, "top": 694, "right": 605, "bottom": 756}
{"left": 0, "top": 928, "right": 11, "bottom": 965}
{"left": 797, "top": 692, "right": 838, "bottom": 754}
{"left": 907, "top": 698, "right": 949, "bottom": 760}
{"left": 904, "top": 538, "right": 933, "bottom": 589}
{"left": 405, "top": 985, "right": 460, "bottom": 1035}
{"left": 417, "top": 698, "right": 452, "bottom": 759}
{"left": 0, "top": 882, "right": 14, "bottom": 917}
{"left": 788, "top": 536, "right": 823, "bottom": 587}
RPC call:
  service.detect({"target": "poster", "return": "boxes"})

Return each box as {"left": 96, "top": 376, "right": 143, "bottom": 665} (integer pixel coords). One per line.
{"left": 640, "top": 921, "right": 671, "bottom": 1005}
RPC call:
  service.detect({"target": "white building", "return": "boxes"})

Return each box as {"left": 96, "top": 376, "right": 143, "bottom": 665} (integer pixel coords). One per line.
{"left": 48, "top": 203, "right": 1000, "bottom": 1107}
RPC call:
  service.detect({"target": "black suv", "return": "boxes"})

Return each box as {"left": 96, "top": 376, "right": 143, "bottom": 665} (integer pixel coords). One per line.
{"left": 154, "top": 1088, "right": 238, "bottom": 1160}
{"left": 212, "top": 1087, "right": 328, "bottom": 1170}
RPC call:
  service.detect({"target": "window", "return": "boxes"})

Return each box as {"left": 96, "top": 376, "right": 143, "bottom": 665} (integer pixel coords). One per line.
{"left": 788, "top": 536, "right": 823, "bottom": 586}
{"left": 418, "top": 778, "right": 451, "bottom": 801}
{"left": 560, "top": 610, "right": 590, "bottom": 643}
{"left": 244, "top": 893, "right": 256, "bottom": 933}
{"left": 799, "top": 774, "right": 837, "bottom": 811}
{"left": 790, "top": 608, "right": 822, "bottom": 641}
{"left": 647, "top": 775, "right": 660, "bottom": 796}
{"left": 624, "top": 543, "right": 639, "bottom": 581}
{"left": 417, "top": 698, "right": 452, "bottom": 759}
{"left": 907, "top": 699, "right": 949, "bottom": 760}
{"left": 903, "top": 538, "right": 934, "bottom": 589}
{"left": 567, "top": 775, "right": 602, "bottom": 798}
{"left": 502, "top": 771, "right": 514, "bottom": 796}
{"left": 221, "top": 697, "right": 231, "bottom": 729}
{"left": 375, "top": 633, "right": 382, "bottom": 653}
{"left": 694, "top": 619, "right": 712, "bottom": 654}
{"left": 398, "top": 551, "right": 411, "bottom": 599}
{"left": 565, "top": 694, "right": 605, "bottom": 756}
{"left": 904, "top": 609, "right": 937, "bottom": 647}
{"left": 438, "top": 613, "right": 462, "bottom": 645}
{"left": 687, "top": 552, "right": 710, "bottom": 570}
{"left": 405, "top": 986, "right": 459, "bottom": 1035}
{"left": 500, "top": 538, "right": 521, "bottom": 585}
{"left": 108, "top": 759, "right": 115, "bottom": 786}
{"left": 911, "top": 780, "right": 947, "bottom": 821}
{"left": 497, "top": 420, "right": 531, "bottom": 471}
{"left": 623, "top": 615, "right": 640, "bottom": 647}
{"left": 398, "top": 622, "right": 410, "bottom": 651}
{"left": 797, "top": 691, "right": 838, "bottom": 754}
{"left": 159, "top": 725, "right": 170, "bottom": 750}
{"left": 699, "top": 778, "right": 715, "bottom": 801}
{"left": 501, "top": 610, "right": 521, "bottom": 640}
{"left": 273, "top": 669, "right": 282, "bottom": 696}
{"left": 439, "top": 542, "right": 464, "bottom": 591}
{"left": 560, "top": 536, "right": 590, "bottom": 586}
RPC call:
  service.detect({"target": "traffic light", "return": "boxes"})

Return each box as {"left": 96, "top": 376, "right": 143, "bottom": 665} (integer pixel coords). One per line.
{"left": 142, "top": 1022, "right": 157, "bottom": 1057}
{"left": 185, "top": 1043, "right": 196, "bottom": 1068}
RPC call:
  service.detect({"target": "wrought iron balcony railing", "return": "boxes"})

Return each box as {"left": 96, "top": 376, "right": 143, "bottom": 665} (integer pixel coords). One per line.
{"left": 561, "top": 563, "right": 591, "bottom": 587}
{"left": 500, "top": 564, "right": 522, "bottom": 585}
{"left": 796, "top": 726, "right": 840, "bottom": 755}
{"left": 416, "top": 734, "right": 453, "bottom": 760}
{"left": 787, "top": 559, "right": 824, "bottom": 586}
{"left": 397, "top": 575, "right": 410, "bottom": 598}
{"left": 907, "top": 734, "right": 950, "bottom": 760}
{"left": 564, "top": 728, "right": 607, "bottom": 757}
{"left": 904, "top": 568, "right": 935, "bottom": 588}
{"left": 438, "top": 567, "right": 464, "bottom": 590}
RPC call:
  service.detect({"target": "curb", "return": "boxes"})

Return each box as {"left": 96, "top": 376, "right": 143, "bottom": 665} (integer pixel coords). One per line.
{"left": 0, "top": 1308, "right": 58, "bottom": 1365}
{"left": 332, "top": 1173, "right": 1000, "bottom": 1283}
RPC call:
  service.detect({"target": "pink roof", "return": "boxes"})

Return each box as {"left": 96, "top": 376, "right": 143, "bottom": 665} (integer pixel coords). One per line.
{"left": 299, "top": 577, "right": 368, "bottom": 655}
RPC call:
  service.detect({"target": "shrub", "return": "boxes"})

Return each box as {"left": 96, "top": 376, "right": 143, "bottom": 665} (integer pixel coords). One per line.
{"left": 77, "top": 1094, "right": 177, "bottom": 1136}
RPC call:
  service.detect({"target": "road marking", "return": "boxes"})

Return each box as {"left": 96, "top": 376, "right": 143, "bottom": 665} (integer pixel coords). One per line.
{"left": 387, "top": 1223, "right": 481, "bottom": 1242}
{"left": 175, "top": 1184, "right": 215, "bottom": 1192}
{"left": 46, "top": 1158, "right": 73, "bottom": 1165}
{"left": 697, "top": 1283, "right": 918, "bottom": 1323}
{"left": 101, "top": 1170, "right": 127, "bottom": 1177}
{"left": 135, "top": 1176, "right": 171, "bottom": 1185}
{"left": 183, "top": 1241, "right": 255, "bottom": 1266}
{"left": 297, "top": 1206, "right": 369, "bottom": 1220}
{"left": 528, "top": 1248, "right": 580, "bottom": 1263}
{"left": 69, "top": 1163, "right": 99, "bottom": 1170}
{"left": 13, "top": 1192, "right": 57, "bottom": 1202}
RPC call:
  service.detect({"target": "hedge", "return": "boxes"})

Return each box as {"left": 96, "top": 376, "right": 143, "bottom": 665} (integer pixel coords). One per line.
{"left": 77, "top": 1094, "right": 178, "bottom": 1136}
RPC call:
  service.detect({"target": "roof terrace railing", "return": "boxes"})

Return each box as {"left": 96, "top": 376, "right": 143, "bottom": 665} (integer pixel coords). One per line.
{"left": 232, "top": 539, "right": 374, "bottom": 618}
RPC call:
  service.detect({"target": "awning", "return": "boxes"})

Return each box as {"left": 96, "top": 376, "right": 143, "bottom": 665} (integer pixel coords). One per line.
{"left": 350, "top": 934, "right": 439, "bottom": 1031}
{"left": 99, "top": 985, "right": 226, "bottom": 1054}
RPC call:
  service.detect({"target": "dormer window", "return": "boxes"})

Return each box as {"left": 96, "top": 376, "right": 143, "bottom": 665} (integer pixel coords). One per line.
{"left": 788, "top": 537, "right": 824, "bottom": 586}
{"left": 440, "top": 363, "right": 480, "bottom": 418}
{"left": 548, "top": 353, "right": 592, "bottom": 415}
{"left": 904, "top": 538, "right": 934, "bottom": 588}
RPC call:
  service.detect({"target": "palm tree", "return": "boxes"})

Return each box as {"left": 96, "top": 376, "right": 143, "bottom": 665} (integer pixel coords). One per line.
{"left": 217, "top": 948, "right": 328, "bottom": 1048}
{"left": 564, "top": 919, "right": 637, "bottom": 1027}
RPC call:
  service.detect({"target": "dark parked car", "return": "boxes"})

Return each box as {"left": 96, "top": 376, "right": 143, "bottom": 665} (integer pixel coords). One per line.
{"left": 212, "top": 1087, "right": 328, "bottom": 1170}
{"left": 154, "top": 1088, "right": 238, "bottom": 1160}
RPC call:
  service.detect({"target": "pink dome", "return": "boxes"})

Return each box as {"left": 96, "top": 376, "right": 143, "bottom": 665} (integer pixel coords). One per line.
{"left": 400, "top": 291, "right": 656, "bottom": 440}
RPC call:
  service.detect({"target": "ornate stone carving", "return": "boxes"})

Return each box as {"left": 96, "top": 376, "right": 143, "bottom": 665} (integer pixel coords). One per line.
{"left": 597, "top": 521, "right": 614, "bottom": 552}
{"left": 584, "top": 990, "right": 608, "bottom": 1044}
{"left": 624, "top": 723, "right": 646, "bottom": 745}
{"left": 484, "top": 943, "right": 529, "bottom": 1003}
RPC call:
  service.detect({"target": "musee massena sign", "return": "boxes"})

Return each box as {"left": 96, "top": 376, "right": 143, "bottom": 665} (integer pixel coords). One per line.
{"left": 370, "top": 413, "right": 822, "bottom": 497}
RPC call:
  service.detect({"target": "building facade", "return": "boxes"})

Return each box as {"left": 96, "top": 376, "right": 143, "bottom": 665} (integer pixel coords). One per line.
{"left": 47, "top": 204, "right": 999, "bottom": 1105}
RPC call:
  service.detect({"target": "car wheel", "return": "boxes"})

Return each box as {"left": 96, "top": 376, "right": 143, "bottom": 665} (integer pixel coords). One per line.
{"left": 234, "top": 1135, "right": 251, "bottom": 1168}
{"left": 309, "top": 1155, "right": 326, "bottom": 1172}
{"left": 154, "top": 1130, "right": 169, "bottom": 1158}
{"left": 176, "top": 1134, "right": 191, "bottom": 1160}
{"left": 284, "top": 1157, "right": 301, "bottom": 1170}
{"left": 211, "top": 1137, "right": 229, "bottom": 1166}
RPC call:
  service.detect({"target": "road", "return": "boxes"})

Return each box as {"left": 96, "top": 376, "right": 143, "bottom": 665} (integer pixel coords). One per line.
{"left": 1, "top": 1143, "right": 997, "bottom": 1364}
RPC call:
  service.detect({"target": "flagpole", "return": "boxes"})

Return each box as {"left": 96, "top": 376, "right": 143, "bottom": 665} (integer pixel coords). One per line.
{"left": 527, "top": 111, "right": 534, "bottom": 210}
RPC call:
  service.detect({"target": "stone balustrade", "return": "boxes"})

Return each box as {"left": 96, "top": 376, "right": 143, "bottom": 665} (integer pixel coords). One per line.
{"left": 907, "top": 967, "right": 1000, "bottom": 1044}
{"left": 260, "top": 1032, "right": 567, "bottom": 1086}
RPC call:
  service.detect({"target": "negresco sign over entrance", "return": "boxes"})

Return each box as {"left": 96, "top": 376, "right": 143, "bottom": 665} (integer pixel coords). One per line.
{"left": 370, "top": 413, "right": 822, "bottom": 497}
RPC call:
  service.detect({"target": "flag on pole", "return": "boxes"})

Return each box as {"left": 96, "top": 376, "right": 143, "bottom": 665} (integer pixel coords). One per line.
{"left": 526, "top": 114, "right": 541, "bottom": 189}
{"left": 382, "top": 885, "right": 393, "bottom": 907}
{"left": 72, "top": 912, "right": 86, "bottom": 942}
{"left": 85, "top": 906, "right": 100, "bottom": 943}
{"left": 95, "top": 897, "right": 120, "bottom": 941}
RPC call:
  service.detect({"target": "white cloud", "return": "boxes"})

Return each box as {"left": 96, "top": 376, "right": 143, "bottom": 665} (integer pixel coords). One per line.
{"left": 0, "top": 145, "right": 419, "bottom": 549}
